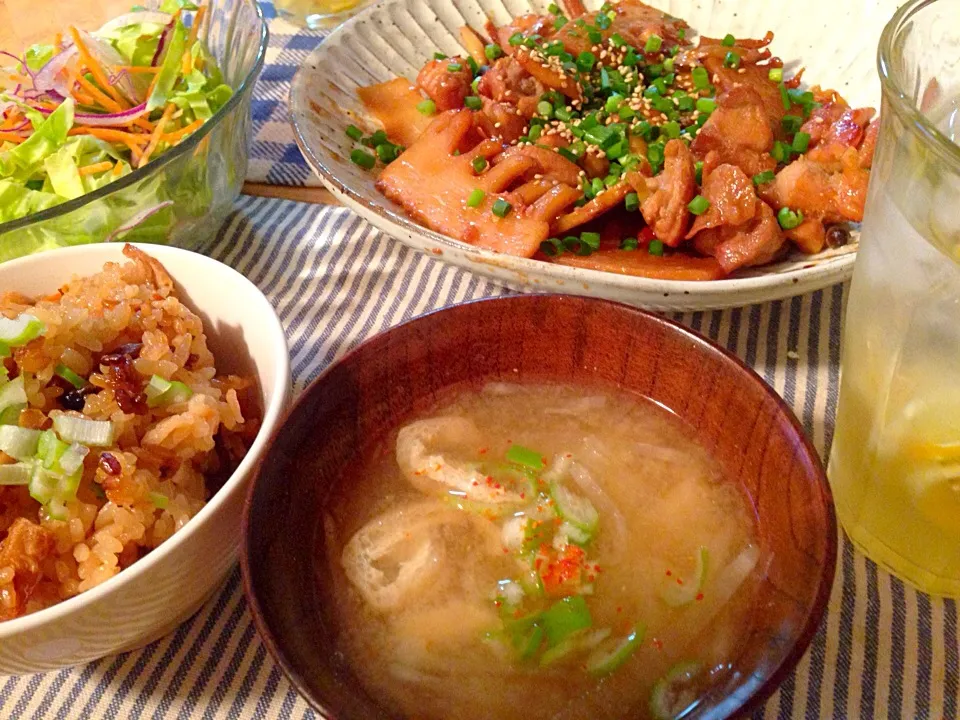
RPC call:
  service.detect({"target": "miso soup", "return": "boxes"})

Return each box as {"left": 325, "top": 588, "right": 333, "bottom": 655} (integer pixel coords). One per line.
{"left": 323, "top": 384, "right": 763, "bottom": 720}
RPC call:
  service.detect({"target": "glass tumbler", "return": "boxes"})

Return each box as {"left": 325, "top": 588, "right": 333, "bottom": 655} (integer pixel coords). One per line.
{"left": 274, "top": 0, "right": 378, "bottom": 29}
{"left": 829, "top": 0, "right": 960, "bottom": 596}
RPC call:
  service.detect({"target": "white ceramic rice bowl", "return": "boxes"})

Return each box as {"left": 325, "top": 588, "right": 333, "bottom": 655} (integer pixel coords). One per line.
{"left": 0, "top": 243, "right": 290, "bottom": 676}
{"left": 291, "top": 0, "right": 899, "bottom": 310}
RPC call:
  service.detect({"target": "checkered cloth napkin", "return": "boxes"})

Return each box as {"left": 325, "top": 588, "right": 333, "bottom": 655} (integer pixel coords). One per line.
{"left": 247, "top": 1, "right": 329, "bottom": 186}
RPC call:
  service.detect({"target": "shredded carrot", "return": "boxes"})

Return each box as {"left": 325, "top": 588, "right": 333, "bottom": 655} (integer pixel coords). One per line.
{"left": 54, "top": 32, "right": 63, "bottom": 48}
{"left": 69, "top": 27, "right": 129, "bottom": 109}
{"left": 187, "top": 6, "right": 207, "bottom": 47}
{"left": 0, "top": 132, "right": 25, "bottom": 144}
{"left": 69, "top": 127, "right": 150, "bottom": 144}
{"left": 78, "top": 161, "right": 115, "bottom": 176}
{"left": 112, "top": 161, "right": 125, "bottom": 176}
{"left": 138, "top": 103, "right": 176, "bottom": 168}
{"left": 72, "top": 90, "right": 98, "bottom": 107}
{"left": 116, "top": 65, "right": 161, "bottom": 74}
{"left": 161, "top": 118, "right": 203, "bottom": 143}
{"left": 32, "top": 100, "right": 60, "bottom": 111}
{"left": 181, "top": 52, "right": 192, "bottom": 77}
{"left": 70, "top": 66, "right": 124, "bottom": 114}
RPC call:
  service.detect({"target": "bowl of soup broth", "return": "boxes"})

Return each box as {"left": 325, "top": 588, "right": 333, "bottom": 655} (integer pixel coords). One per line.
{"left": 240, "top": 294, "right": 836, "bottom": 720}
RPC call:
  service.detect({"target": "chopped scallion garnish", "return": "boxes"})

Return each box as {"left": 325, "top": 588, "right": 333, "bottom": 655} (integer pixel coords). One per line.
{"left": 721, "top": 33, "right": 736, "bottom": 47}
{"left": 350, "top": 149, "right": 376, "bottom": 170}
{"left": 345, "top": 125, "right": 363, "bottom": 142}
{"left": 491, "top": 198, "right": 512, "bottom": 217}
{"left": 485, "top": 44, "right": 503, "bottom": 61}
{"left": 648, "top": 239, "right": 665, "bottom": 256}
{"left": 466, "top": 188, "right": 486, "bottom": 208}
{"left": 753, "top": 170, "right": 776, "bottom": 185}
{"left": 624, "top": 192, "right": 639, "bottom": 212}
{"left": 777, "top": 206, "right": 804, "bottom": 229}
{"left": 687, "top": 195, "right": 710, "bottom": 215}
{"left": 416, "top": 99, "right": 436, "bottom": 116}
{"left": 644, "top": 34, "right": 662, "bottom": 53}
{"left": 723, "top": 51, "right": 740, "bottom": 68}
{"left": 464, "top": 95, "right": 483, "bottom": 110}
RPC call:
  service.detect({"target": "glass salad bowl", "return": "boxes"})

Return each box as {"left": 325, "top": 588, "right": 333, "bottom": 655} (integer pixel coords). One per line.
{"left": 0, "top": 0, "right": 267, "bottom": 263}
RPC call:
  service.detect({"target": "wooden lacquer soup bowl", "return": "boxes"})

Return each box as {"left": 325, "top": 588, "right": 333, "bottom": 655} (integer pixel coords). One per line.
{"left": 240, "top": 295, "right": 836, "bottom": 720}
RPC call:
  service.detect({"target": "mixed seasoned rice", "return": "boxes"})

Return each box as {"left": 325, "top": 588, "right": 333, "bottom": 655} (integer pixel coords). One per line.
{"left": 0, "top": 246, "right": 260, "bottom": 621}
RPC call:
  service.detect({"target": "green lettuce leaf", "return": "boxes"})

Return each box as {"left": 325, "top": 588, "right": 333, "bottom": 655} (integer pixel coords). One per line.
{"left": 0, "top": 99, "right": 74, "bottom": 178}
{"left": 24, "top": 44, "right": 56, "bottom": 72}
{"left": 160, "top": 0, "right": 199, "bottom": 11}
{"left": 0, "top": 181, "right": 62, "bottom": 222}
{"left": 95, "top": 21, "right": 166, "bottom": 68}
{"left": 147, "top": 19, "right": 187, "bottom": 111}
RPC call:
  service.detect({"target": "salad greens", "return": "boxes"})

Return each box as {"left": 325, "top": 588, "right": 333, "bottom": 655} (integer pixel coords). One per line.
{"left": 0, "top": 2, "right": 235, "bottom": 256}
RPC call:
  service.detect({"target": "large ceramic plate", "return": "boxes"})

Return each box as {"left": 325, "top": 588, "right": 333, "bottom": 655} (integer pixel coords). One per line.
{"left": 290, "top": 0, "right": 897, "bottom": 310}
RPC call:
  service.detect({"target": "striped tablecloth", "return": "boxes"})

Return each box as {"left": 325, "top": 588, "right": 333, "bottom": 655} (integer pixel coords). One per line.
{"left": 1, "top": 196, "right": 956, "bottom": 719}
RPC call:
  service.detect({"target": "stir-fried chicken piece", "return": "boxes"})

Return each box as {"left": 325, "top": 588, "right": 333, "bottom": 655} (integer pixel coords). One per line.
{"left": 686, "top": 163, "right": 758, "bottom": 237}
{"left": 801, "top": 102, "right": 875, "bottom": 151}
{"left": 760, "top": 146, "right": 869, "bottom": 253}
{"left": 640, "top": 139, "right": 696, "bottom": 246}
{"left": 691, "top": 86, "right": 777, "bottom": 178}
{"left": 417, "top": 57, "right": 474, "bottom": 111}
{"left": 478, "top": 56, "right": 545, "bottom": 119}
{"left": 684, "top": 160, "right": 785, "bottom": 272}
{"left": 609, "top": 0, "right": 688, "bottom": 52}
{"left": 513, "top": 49, "right": 583, "bottom": 102}
{"left": 0, "top": 519, "right": 54, "bottom": 621}
{"left": 694, "top": 200, "right": 784, "bottom": 273}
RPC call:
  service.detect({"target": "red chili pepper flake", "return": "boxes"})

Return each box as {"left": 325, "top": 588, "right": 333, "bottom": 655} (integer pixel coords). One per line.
{"left": 541, "top": 455, "right": 548, "bottom": 465}
{"left": 520, "top": 492, "right": 526, "bottom": 499}
{"left": 503, "top": 547, "right": 510, "bottom": 554}
{"left": 472, "top": 480, "right": 479, "bottom": 486}
{"left": 616, "top": 606, "right": 623, "bottom": 613}
{"left": 653, "top": 638, "right": 664, "bottom": 650}
{"left": 676, "top": 578, "right": 684, "bottom": 585}
{"left": 665, "top": 569, "right": 672, "bottom": 577}
{"left": 479, "top": 447, "right": 488, "bottom": 454}
{"left": 696, "top": 592, "right": 704, "bottom": 601}
{"left": 565, "top": 453, "right": 572, "bottom": 458}
{"left": 493, "top": 599, "right": 503, "bottom": 607}
{"left": 587, "top": 575, "right": 596, "bottom": 582}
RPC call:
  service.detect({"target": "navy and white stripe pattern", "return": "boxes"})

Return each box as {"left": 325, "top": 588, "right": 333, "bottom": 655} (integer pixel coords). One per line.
{"left": 248, "top": 1, "right": 329, "bottom": 187}
{"left": 2, "top": 196, "right": 957, "bottom": 718}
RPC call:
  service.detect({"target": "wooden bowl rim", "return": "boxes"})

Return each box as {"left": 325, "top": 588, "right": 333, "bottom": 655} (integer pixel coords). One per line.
{"left": 239, "top": 293, "right": 838, "bottom": 720}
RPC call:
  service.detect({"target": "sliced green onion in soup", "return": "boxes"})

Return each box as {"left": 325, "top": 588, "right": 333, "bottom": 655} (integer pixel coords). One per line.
{"left": 52, "top": 415, "right": 114, "bottom": 447}
{"left": 505, "top": 444, "right": 545, "bottom": 471}
{"left": 541, "top": 595, "right": 593, "bottom": 648}
{"left": 586, "top": 624, "right": 647, "bottom": 676}
{"left": 540, "top": 628, "right": 610, "bottom": 667}
{"left": 0, "top": 313, "right": 45, "bottom": 347}
{"left": 649, "top": 661, "right": 703, "bottom": 720}
{"left": 659, "top": 546, "right": 709, "bottom": 607}
{"left": 549, "top": 479, "right": 599, "bottom": 534}
{"left": 0, "top": 425, "right": 41, "bottom": 460}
